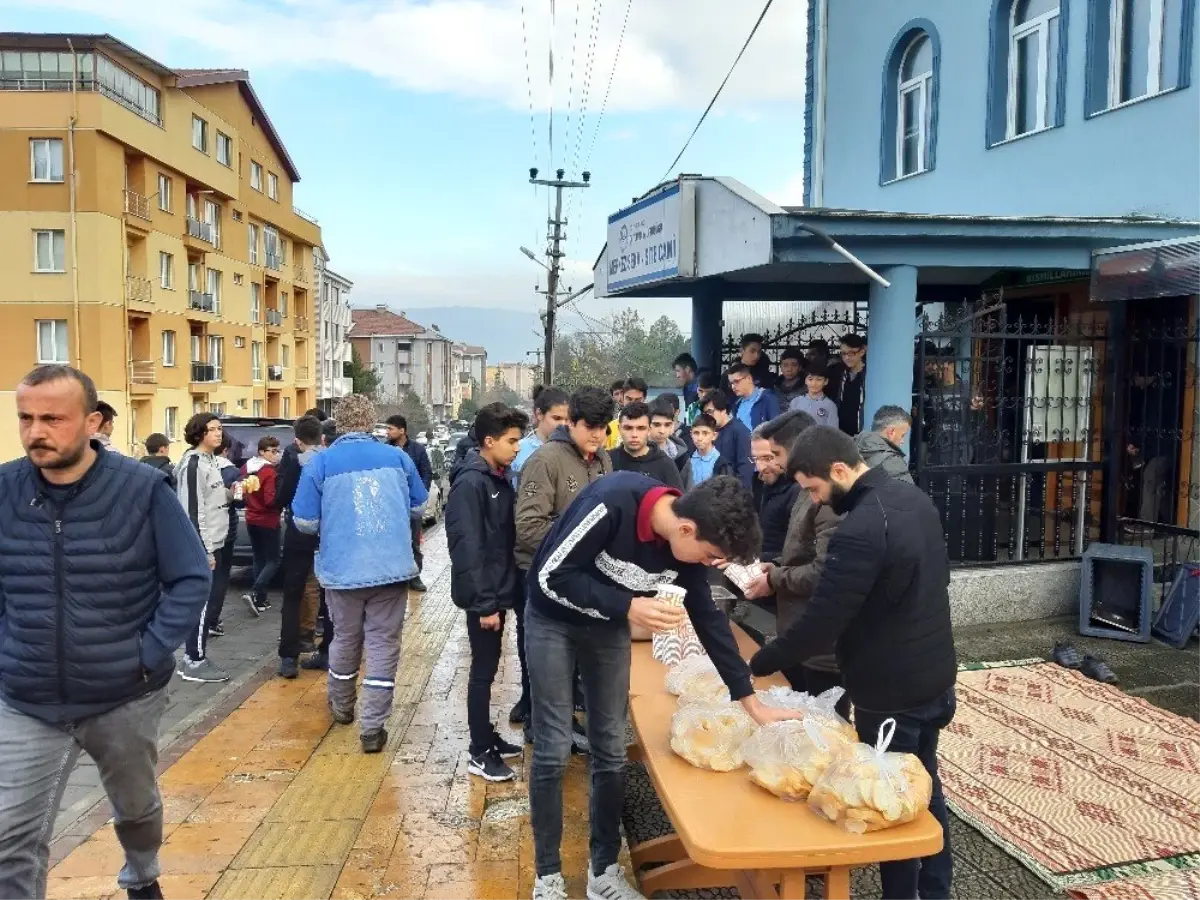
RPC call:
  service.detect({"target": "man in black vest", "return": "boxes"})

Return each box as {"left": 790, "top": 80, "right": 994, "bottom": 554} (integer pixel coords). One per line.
{"left": 0, "top": 365, "right": 211, "bottom": 900}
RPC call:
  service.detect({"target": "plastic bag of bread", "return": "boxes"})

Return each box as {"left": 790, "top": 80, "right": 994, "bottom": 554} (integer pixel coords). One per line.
{"left": 754, "top": 687, "right": 859, "bottom": 744}
{"left": 808, "top": 718, "right": 933, "bottom": 833}
{"left": 665, "top": 656, "right": 729, "bottom": 706}
{"left": 669, "top": 701, "right": 757, "bottom": 771}
{"left": 743, "top": 717, "right": 855, "bottom": 801}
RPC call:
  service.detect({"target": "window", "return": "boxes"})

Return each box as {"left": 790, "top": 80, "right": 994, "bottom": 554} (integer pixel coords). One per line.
{"left": 233, "top": 273, "right": 243, "bottom": 286}
{"left": 267, "top": 172, "right": 279, "bottom": 200}
{"left": 157, "top": 174, "right": 171, "bottom": 212}
{"left": 188, "top": 262, "right": 201, "bottom": 292}
{"left": 253, "top": 400, "right": 264, "bottom": 417}
{"left": 251, "top": 283, "right": 262, "bottom": 323}
{"left": 34, "top": 229, "right": 66, "bottom": 272}
{"left": 250, "top": 161, "right": 263, "bottom": 191}
{"left": 162, "top": 330, "right": 176, "bottom": 367}
{"left": 282, "top": 344, "right": 290, "bottom": 367}
{"left": 897, "top": 36, "right": 933, "bottom": 177}
{"left": 159, "top": 251, "right": 174, "bottom": 289}
{"left": 283, "top": 397, "right": 291, "bottom": 417}
{"left": 95, "top": 55, "right": 160, "bottom": 126}
{"left": 192, "top": 116, "right": 208, "bottom": 152}
{"left": 203, "top": 199, "right": 221, "bottom": 248}
{"left": 1087, "top": 0, "right": 1195, "bottom": 113}
{"left": 252, "top": 342, "right": 263, "bottom": 381}
{"left": 216, "top": 132, "right": 233, "bottom": 167}
{"left": 191, "top": 333, "right": 202, "bottom": 363}
{"left": 1, "top": 49, "right": 93, "bottom": 90}
{"left": 207, "top": 269, "right": 222, "bottom": 314}
{"left": 208, "top": 336, "right": 224, "bottom": 380}
{"left": 248, "top": 223, "right": 259, "bottom": 264}
{"left": 281, "top": 292, "right": 289, "bottom": 317}
{"left": 36, "top": 319, "right": 68, "bottom": 363}
{"left": 165, "top": 407, "right": 178, "bottom": 441}
{"left": 1008, "top": 0, "right": 1062, "bottom": 137}
{"left": 30, "top": 139, "right": 63, "bottom": 182}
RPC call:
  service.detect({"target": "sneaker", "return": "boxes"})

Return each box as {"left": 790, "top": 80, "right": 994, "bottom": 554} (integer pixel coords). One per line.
{"left": 254, "top": 599, "right": 272, "bottom": 613}
{"left": 409, "top": 576, "right": 428, "bottom": 593}
{"left": 207, "top": 623, "right": 225, "bottom": 638}
{"left": 468, "top": 749, "right": 515, "bottom": 782}
{"left": 1052, "top": 641, "right": 1084, "bottom": 669}
{"left": 278, "top": 657, "right": 299, "bottom": 679}
{"left": 243, "top": 593, "right": 262, "bottom": 618}
{"left": 361, "top": 728, "right": 388, "bottom": 754}
{"left": 127, "top": 882, "right": 164, "bottom": 900}
{"left": 532, "top": 872, "right": 568, "bottom": 900}
{"left": 178, "top": 658, "right": 229, "bottom": 684}
{"left": 587, "top": 863, "right": 644, "bottom": 900}
{"left": 571, "top": 730, "right": 591, "bottom": 756}
{"left": 1081, "top": 655, "right": 1119, "bottom": 684}
{"left": 509, "top": 696, "right": 530, "bottom": 725}
{"left": 492, "top": 732, "right": 523, "bottom": 759}
{"left": 301, "top": 653, "right": 328, "bottom": 671}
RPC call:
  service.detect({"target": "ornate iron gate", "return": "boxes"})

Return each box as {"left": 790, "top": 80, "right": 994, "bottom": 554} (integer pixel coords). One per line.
{"left": 720, "top": 305, "right": 868, "bottom": 368}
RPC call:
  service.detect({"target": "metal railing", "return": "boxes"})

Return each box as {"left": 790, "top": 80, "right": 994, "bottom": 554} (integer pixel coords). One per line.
{"left": 268, "top": 365, "right": 284, "bottom": 381}
{"left": 1118, "top": 519, "right": 1200, "bottom": 605}
{"left": 190, "top": 362, "right": 217, "bottom": 383}
{"left": 295, "top": 316, "right": 309, "bottom": 332}
{"left": 129, "top": 360, "right": 156, "bottom": 383}
{"left": 293, "top": 265, "right": 308, "bottom": 283}
{"left": 186, "top": 217, "right": 214, "bottom": 244}
{"left": 296, "top": 366, "right": 311, "bottom": 383}
{"left": 125, "top": 275, "right": 152, "bottom": 304}
{"left": 188, "top": 291, "right": 215, "bottom": 313}
{"left": 123, "top": 189, "right": 151, "bottom": 221}
{"left": 265, "top": 252, "right": 282, "bottom": 271}
{"left": 0, "top": 76, "right": 161, "bottom": 125}
{"left": 293, "top": 206, "right": 319, "bottom": 225}
{"left": 266, "top": 309, "right": 283, "bottom": 326}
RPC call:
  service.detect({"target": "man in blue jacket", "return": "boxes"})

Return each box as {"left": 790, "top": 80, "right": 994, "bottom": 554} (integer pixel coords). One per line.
{"left": 292, "top": 394, "right": 428, "bottom": 754}
{"left": 728, "top": 362, "right": 781, "bottom": 432}
{"left": 0, "top": 365, "right": 211, "bottom": 900}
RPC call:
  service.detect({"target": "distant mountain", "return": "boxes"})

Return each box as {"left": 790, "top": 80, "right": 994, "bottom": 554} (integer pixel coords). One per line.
{"left": 374, "top": 305, "right": 544, "bottom": 364}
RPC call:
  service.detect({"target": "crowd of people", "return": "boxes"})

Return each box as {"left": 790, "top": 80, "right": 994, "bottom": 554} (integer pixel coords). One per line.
{"left": 0, "top": 339, "right": 958, "bottom": 900}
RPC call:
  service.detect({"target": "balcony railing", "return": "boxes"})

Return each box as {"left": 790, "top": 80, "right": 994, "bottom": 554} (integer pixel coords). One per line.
{"left": 266, "top": 309, "right": 283, "bottom": 326}
{"left": 295, "top": 316, "right": 309, "bottom": 332}
{"left": 129, "top": 360, "right": 156, "bottom": 383}
{"left": 191, "top": 362, "right": 218, "bottom": 383}
{"left": 293, "top": 265, "right": 308, "bottom": 283}
{"left": 296, "top": 366, "right": 311, "bottom": 383}
{"left": 123, "top": 190, "right": 151, "bottom": 221}
{"left": 126, "top": 275, "right": 152, "bottom": 304}
{"left": 268, "top": 365, "right": 284, "bottom": 382}
{"left": 186, "top": 217, "right": 214, "bottom": 244}
{"left": 293, "top": 206, "right": 319, "bottom": 225}
{"left": 265, "top": 252, "right": 282, "bottom": 271}
{"left": 188, "top": 291, "right": 215, "bottom": 313}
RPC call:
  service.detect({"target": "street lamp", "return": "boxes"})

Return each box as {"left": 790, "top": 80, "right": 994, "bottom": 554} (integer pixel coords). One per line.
{"left": 519, "top": 246, "right": 549, "bottom": 271}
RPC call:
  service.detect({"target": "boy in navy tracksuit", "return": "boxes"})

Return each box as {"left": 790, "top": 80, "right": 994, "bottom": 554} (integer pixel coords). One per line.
{"left": 524, "top": 472, "right": 801, "bottom": 900}
{"left": 445, "top": 405, "right": 530, "bottom": 783}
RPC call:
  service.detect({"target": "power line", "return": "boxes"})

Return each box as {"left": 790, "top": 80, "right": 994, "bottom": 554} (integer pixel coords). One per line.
{"left": 520, "top": 1, "right": 538, "bottom": 171}
{"left": 657, "top": 0, "right": 776, "bottom": 184}
{"left": 564, "top": 0, "right": 605, "bottom": 228}
{"left": 580, "top": 0, "right": 633, "bottom": 174}
{"left": 562, "top": 0, "right": 581, "bottom": 178}
{"left": 547, "top": 0, "right": 557, "bottom": 170}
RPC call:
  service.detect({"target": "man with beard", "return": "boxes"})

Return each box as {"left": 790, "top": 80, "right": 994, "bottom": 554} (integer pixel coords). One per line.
{"left": 0, "top": 365, "right": 210, "bottom": 900}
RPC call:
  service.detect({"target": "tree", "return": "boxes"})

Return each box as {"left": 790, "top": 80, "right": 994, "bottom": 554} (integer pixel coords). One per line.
{"left": 377, "top": 388, "right": 432, "bottom": 438}
{"left": 458, "top": 397, "right": 480, "bottom": 421}
{"left": 551, "top": 308, "right": 691, "bottom": 394}
{"left": 482, "top": 377, "right": 522, "bottom": 408}
{"left": 345, "top": 349, "right": 380, "bottom": 399}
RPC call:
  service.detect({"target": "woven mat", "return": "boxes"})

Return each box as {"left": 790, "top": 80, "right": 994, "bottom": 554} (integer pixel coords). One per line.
{"left": 939, "top": 660, "right": 1200, "bottom": 893}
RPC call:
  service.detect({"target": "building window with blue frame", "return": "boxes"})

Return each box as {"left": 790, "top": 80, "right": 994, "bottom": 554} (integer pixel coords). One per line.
{"left": 987, "top": 0, "right": 1069, "bottom": 145}
{"left": 881, "top": 21, "right": 941, "bottom": 184}
{"left": 1085, "top": 0, "right": 1196, "bottom": 114}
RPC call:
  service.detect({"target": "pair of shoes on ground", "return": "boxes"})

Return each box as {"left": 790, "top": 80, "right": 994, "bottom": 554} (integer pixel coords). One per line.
{"left": 301, "top": 652, "right": 328, "bottom": 671}
{"left": 326, "top": 701, "right": 387, "bottom": 754}
{"left": 1052, "top": 641, "right": 1119, "bottom": 683}
{"left": 533, "top": 863, "right": 643, "bottom": 900}
{"left": 242, "top": 593, "right": 272, "bottom": 617}
{"left": 468, "top": 731, "right": 524, "bottom": 782}
{"left": 178, "top": 658, "right": 229, "bottom": 684}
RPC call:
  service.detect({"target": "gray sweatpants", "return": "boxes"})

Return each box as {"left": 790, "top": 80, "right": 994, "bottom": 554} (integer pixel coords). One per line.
{"left": 0, "top": 687, "right": 168, "bottom": 898}
{"left": 326, "top": 584, "right": 408, "bottom": 734}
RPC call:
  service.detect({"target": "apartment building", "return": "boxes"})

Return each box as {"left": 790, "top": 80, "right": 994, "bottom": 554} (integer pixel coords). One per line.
{"left": 0, "top": 33, "right": 321, "bottom": 461}
{"left": 314, "top": 246, "right": 353, "bottom": 408}
{"left": 451, "top": 343, "right": 486, "bottom": 417}
{"left": 349, "top": 305, "right": 456, "bottom": 421}
{"left": 486, "top": 362, "right": 538, "bottom": 402}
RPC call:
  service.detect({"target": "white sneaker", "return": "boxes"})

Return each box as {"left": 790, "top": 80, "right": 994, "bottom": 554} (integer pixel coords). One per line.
{"left": 587, "top": 863, "right": 644, "bottom": 900}
{"left": 532, "top": 872, "right": 568, "bottom": 900}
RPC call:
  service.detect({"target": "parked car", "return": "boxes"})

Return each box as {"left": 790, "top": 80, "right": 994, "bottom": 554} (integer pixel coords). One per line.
{"left": 424, "top": 445, "right": 450, "bottom": 526}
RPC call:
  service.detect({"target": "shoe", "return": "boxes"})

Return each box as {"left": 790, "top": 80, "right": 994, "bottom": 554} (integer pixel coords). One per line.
{"left": 278, "top": 657, "right": 299, "bottom": 679}
{"left": 533, "top": 872, "right": 568, "bottom": 900}
{"left": 468, "top": 749, "right": 515, "bottom": 782}
{"left": 1052, "top": 641, "right": 1084, "bottom": 669}
{"left": 571, "top": 731, "right": 590, "bottom": 756}
{"left": 587, "top": 863, "right": 644, "bottom": 900}
{"left": 572, "top": 717, "right": 587, "bottom": 737}
{"left": 178, "top": 658, "right": 229, "bottom": 684}
{"left": 509, "top": 696, "right": 530, "bottom": 725}
{"left": 329, "top": 701, "right": 354, "bottom": 725}
{"left": 301, "top": 653, "right": 328, "bottom": 671}
{"left": 1081, "top": 655, "right": 1119, "bottom": 684}
{"left": 492, "top": 732, "right": 523, "bottom": 759}
{"left": 243, "top": 593, "right": 261, "bottom": 617}
{"left": 298, "top": 639, "right": 317, "bottom": 654}
{"left": 127, "top": 882, "right": 164, "bottom": 900}
{"left": 254, "top": 599, "right": 272, "bottom": 613}
{"left": 361, "top": 728, "right": 388, "bottom": 753}
{"left": 409, "top": 576, "right": 428, "bottom": 593}
{"left": 207, "top": 622, "right": 225, "bottom": 638}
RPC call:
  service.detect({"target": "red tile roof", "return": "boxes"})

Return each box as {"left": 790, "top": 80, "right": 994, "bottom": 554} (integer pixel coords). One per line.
{"left": 350, "top": 308, "right": 426, "bottom": 337}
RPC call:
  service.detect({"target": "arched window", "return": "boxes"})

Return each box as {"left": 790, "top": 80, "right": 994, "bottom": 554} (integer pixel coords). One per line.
{"left": 880, "top": 21, "right": 941, "bottom": 184}
{"left": 1085, "top": 0, "right": 1196, "bottom": 115}
{"left": 1008, "top": 0, "right": 1062, "bottom": 137}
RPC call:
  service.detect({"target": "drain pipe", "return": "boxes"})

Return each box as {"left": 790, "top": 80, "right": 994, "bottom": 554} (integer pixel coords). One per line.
{"left": 66, "top": 39, "right": 82, "bottom": 367}
{"left": 793, "top": 219, "right": 891, "bottom": 289}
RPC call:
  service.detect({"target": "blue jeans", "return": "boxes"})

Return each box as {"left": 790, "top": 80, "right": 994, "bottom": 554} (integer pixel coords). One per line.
{"left": 248, "top": 524, "right": 281, "bottom": 604}
{"left": 525, "top": 602, "right": 630, "bottom": 878}
{"left": 855, "top": 688, "right": 956, "bottom": 900}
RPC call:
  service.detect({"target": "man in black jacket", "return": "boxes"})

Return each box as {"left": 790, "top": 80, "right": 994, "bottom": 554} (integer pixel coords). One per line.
{"left": 386, "top": 414, "right": 434, "bottom": 592}
{"left": 276, "top": 415, "right": 324, "bottom": 677}
{"left": 750, "top": 427, "right": 957, "bottom": 900}
{"left": 138, "top": 433, "right": 176, "bottom": 490}
{"left": 609, "top": 401, "right": 683, "bottom": 489}
{"left": 445, "top": 404, "right": 529, "bottom": 783}
{"left": 0, "top": 365, "right": 210, "bottom": 900}
{"left": 748, "top": 412, "right": 807, "bottom": 564}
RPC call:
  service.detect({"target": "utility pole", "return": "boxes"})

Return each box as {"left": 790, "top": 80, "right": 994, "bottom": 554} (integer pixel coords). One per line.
{"left": 528, "top": 167, "right": 590, "bottom": 382}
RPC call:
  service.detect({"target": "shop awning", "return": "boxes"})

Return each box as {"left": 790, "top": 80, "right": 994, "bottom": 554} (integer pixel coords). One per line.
{"left": 1091, "top": 237, "right": 1200, "bottom": 302}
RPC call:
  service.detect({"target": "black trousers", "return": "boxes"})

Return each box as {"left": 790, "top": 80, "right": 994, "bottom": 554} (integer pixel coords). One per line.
{"left": 278, "top": 532, "right": 316, "bottom": 659}
{"left": 186, "top": 542, "right": 231, "bottom": 661}
{"left": 466, "top": 610, "right": 507, "bottom": 754}
{"left": 782, "top": 664, "right": 851, "bottom": 720}
{"left": 411, "top": 515, "right": 423, "bottom": 574}
{"left": 514, "top": 571, "right": 530, "bottom": 707}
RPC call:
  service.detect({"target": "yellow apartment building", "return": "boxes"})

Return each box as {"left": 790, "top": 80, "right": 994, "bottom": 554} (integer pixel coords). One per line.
{"left": 0, "top": 33, "right": 322, "bottom": 462}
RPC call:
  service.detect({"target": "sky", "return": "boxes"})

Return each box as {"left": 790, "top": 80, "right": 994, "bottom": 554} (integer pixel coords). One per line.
{"left": 6, "top": 0, "right": 808, "bottom": 338}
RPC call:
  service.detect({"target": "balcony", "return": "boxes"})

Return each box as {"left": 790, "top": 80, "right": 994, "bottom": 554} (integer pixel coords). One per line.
{"left": 186, "top": 217, "right": 214, "bottom": 246}
{"left": 123, "top": 189, "right": 152, "bottom": 221}
{"left": 190, "top": 362, "right": 220, "bottom": 390}
{"left": 293, "top": 206, "right": 319, "bottom": 225}
{"left": 293, "top": 265, "right": 308, "bottom": 284}
{"left": 296, "top": 366, "right": 311, "bottom": 384}
{"left": 268, "top": 365, "right": 284, "bottom": 382}
{"left": 188, "top": 291, "right": 215, "bottom": 314}
{"left": 295, "top": 316, "right": 310, "bottom": 333}
{"left": 265, "top": 252, "right": 282, "bottom": 271}
{"left": 129, "top": 360, "right": 156, "bottom": 396}
{"left": 126, "top": 275, "right": 153, "bottom": 309}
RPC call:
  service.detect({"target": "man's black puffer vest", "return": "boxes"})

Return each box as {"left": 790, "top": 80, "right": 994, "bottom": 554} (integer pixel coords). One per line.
{"left": 0, "top": 444, "right": 170, "bottom": 722}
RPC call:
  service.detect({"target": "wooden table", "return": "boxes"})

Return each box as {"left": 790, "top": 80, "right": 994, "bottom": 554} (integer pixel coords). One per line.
{"left": 629, "top": 622, "right": 789, "bottom": 698}
{"left": 628, "top": 693, "right": 944, "bottom": 899}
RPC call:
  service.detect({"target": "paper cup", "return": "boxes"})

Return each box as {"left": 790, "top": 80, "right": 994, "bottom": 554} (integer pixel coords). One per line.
{"left": 655, "top": 584, "right": 687, "bottom": 607}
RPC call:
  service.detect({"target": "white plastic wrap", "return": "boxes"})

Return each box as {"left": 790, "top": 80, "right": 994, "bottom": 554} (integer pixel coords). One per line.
{"left": 669, "top": 700, "right": 757, "bottom": 771}
{"left": 665, "top": 655, "right": 729, "bottom": 705}
{"left": 742, "top": 717, "right": 855, "bottom": 801}
{"left": 754, "top": 687, "right": 859, "bottom": 743}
